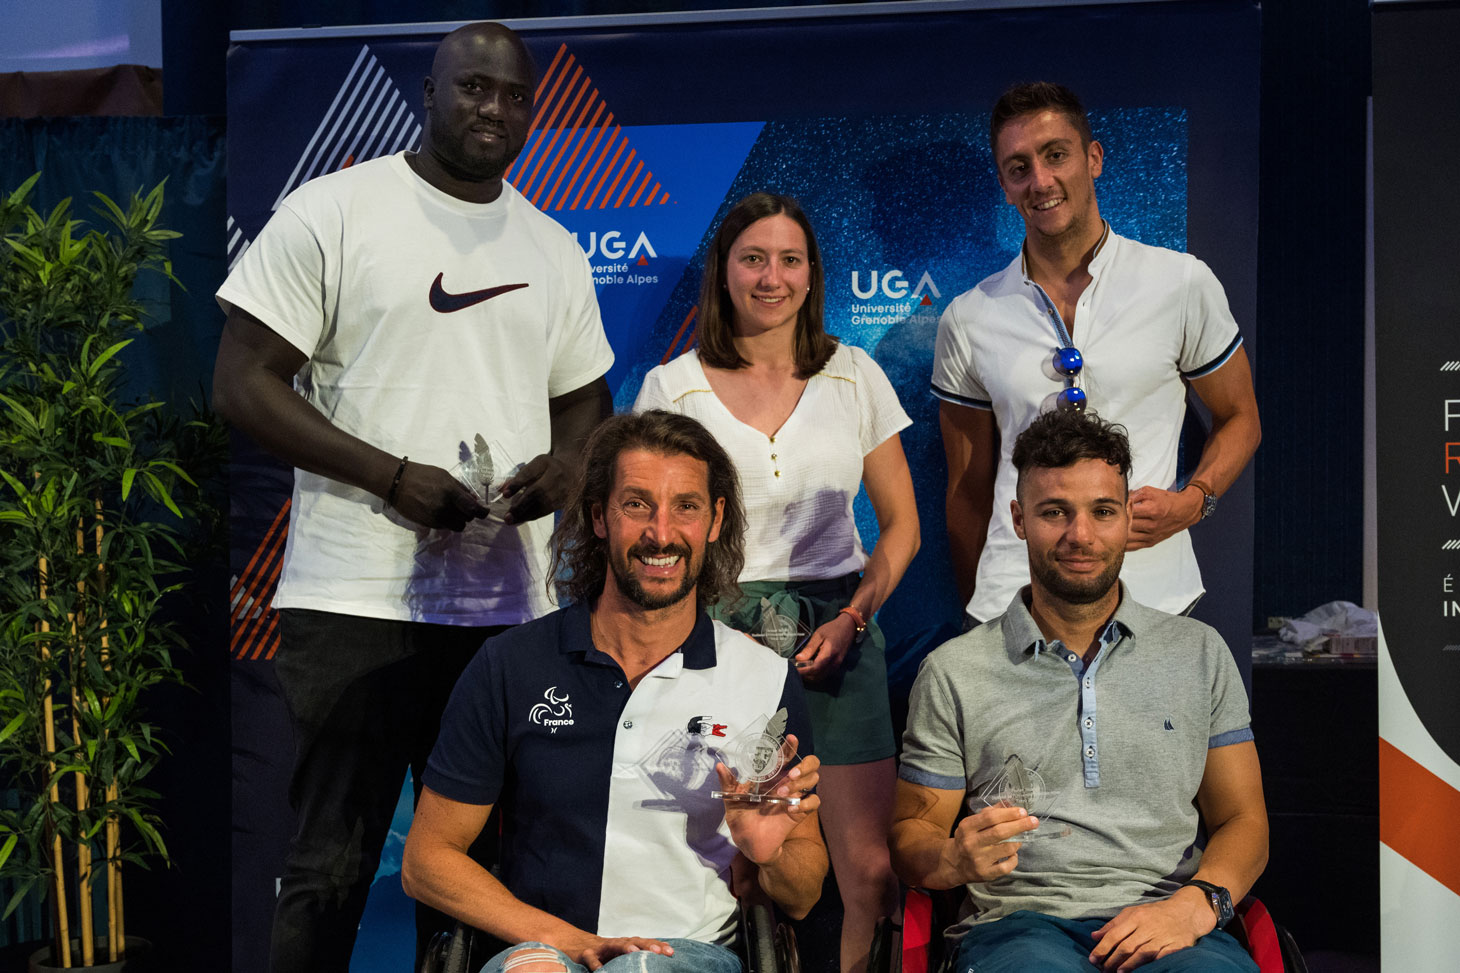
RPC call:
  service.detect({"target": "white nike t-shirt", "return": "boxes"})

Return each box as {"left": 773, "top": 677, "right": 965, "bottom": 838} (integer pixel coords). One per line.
{"left": 217, "top": 153, "right": 614, "bottom": 625}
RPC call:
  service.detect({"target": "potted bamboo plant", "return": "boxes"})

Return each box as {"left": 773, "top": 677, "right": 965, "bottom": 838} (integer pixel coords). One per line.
{"left": 0, "top": 174, "right": 224, "bottom": 970}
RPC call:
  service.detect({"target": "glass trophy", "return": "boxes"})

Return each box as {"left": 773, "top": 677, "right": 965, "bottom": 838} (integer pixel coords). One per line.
{"left": 711, "top": 709, "right": 804, "bottom": 806}
{"left": 449, "top": 434, "right": 517, "bottom": 516}
{"left": 751, "top": 598, "right": 813, "bottom": 660}
{"left": 975, "top": 754, "right": 1071, "bottom": 842}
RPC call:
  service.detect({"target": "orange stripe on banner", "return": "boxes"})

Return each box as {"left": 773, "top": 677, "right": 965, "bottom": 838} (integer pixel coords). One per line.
{"left": 541, "top": 96, "right": 602, "bottom": 210}
{"left": 529, "top": 50, "right": 571, "bottom": 131}
{"left": 662, "top": 307, "right": 698, "bottom": 364}
{"left": 528, "top": 81, "right": 595, "bottom": 206}
{"left": 236, "top": 551, "right": 285, "bottom": 660}
{"left": 646, "top": 182, "right": 661, "bottom": 206}
{"left": 659, "top": 189, "right": 671, "bottom": 205}
{"left": 254, "top": 611, "right": 283, "bottom": 662}
{"left": 548, "top": 100, "right": 607, "bottom": 210}
{"left": 520, "top": 66, "right": 584, "bottom": 198}
{"left": 613, "top": 157, "right": 643, "bottom": 208}
{"left": 232, "top": 543, "right": 284, "bottom": 659}
{"left": 511, "top": 54, "right": 575, "bottom": 183}
{"left": 587, "top": 139, "right": 628, "bottom": 209}
{"left": 628, "top": 169, "right": 653, "bottom": 207}
{"left": 1379, "top": 737, "right": 1460, "bottom": 897}
{"left": 534, "top": 44, "right": 567, "bottom": 104}
{"left": 579, "top": 127, "right": 623, "bottom": 210}
{"left": 564, "top": 113, "right": 613, "bottom": 210}
{"left": 230, "top": 499, "right": 291, "bottom": 610}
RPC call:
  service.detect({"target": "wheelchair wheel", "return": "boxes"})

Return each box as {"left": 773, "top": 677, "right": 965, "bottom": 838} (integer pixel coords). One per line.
{"left": 775, "top": 922, "right": 800, "bottom": 973}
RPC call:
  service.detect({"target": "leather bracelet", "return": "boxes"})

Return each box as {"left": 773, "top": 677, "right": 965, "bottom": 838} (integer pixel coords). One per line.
{"left": 1186, "top": 478, "right": 1215, "bottom": 499}
{"left": 385, "top": 455, "right": 409, "bottom": 508}
{"left": 838, "top": 604, "right": 867, "bottom": 634}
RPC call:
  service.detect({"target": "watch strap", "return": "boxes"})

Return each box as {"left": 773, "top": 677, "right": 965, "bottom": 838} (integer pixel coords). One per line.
{"left": 1180, "top": 879, "right": 1234, "bottom": 929}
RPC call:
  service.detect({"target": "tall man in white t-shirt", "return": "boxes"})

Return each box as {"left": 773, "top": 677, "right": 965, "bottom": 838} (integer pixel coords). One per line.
{"left": 933, "top": 82, "right": 1261, "bottom": 624}
{"left": 213, "top": 23, "right": 614, "bottom": 973}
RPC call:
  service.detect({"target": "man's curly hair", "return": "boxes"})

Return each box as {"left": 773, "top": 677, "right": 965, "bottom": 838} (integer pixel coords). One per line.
{"left": 1011, "top": 408, "right": 1133, "bottom": 499}
{"left": 549, "top": 410, "right": 745, "bottom": 607}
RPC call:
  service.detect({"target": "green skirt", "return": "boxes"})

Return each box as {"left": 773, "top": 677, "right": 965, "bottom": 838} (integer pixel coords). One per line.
{"left": 709, "top": 574, "right": 895, "bottom": 765}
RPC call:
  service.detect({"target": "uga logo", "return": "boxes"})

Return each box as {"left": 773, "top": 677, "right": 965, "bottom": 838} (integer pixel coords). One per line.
{"left": 529, "top": 686, "right": 575, "bottom": 734}
{"left": 573, "top": 230, "right": 657, "bottom": 261}
{"left": 850, "top": 269, "right": 941, "bottom": 304}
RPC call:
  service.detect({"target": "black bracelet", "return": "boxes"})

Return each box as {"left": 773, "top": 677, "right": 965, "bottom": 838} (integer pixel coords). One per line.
{"left": 385, "top": 455, "right": 409, "bottom": 507}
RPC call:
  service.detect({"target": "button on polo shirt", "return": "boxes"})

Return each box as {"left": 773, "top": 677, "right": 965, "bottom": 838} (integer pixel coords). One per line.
{"left": 425, "top": 601, "right": 811, "bottom": 945}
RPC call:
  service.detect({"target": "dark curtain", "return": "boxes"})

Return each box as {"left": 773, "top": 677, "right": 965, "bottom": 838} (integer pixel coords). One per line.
{"left": 0, "top": 115, "right": 230, "bottom": 968}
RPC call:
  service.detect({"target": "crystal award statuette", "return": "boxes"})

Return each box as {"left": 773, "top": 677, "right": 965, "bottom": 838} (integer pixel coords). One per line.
{"left": 752, "top": 598, "right": 813, "bottom": 660}
{"left": 448, "top": 434, "right": 517, "bottom": 515}
{"left": 711, "top": 709, "right": 803, "bottom": 806}
{"left": 975, "top": 754, "right": 1072, "bottom": 842}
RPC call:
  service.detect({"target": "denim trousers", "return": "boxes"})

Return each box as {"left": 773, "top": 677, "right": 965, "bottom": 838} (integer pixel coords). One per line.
{"left": 950, "top": 910, "right": 1257, "bottom": 973}
{"left": 479, "top": 939, "right": 743, "bottom": 973}
{"left": 268, "top": 608, "right": 505, "bottom": 973}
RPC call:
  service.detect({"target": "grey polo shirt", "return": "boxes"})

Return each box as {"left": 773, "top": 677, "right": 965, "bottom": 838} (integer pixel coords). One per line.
{"left": 899, "top": 585, "right": 1253, "bottom": 935}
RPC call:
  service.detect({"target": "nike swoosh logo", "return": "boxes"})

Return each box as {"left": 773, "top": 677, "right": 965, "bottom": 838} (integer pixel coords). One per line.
{"left": 429, "top": 273, "right": 530, "bottom": 313}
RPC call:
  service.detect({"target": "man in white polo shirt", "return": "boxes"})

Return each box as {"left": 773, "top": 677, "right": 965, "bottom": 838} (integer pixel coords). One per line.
{"left": 402, "top": 411, "right": 828, "bottom": 972}
{"left": 933, "top": 81, "right": 1261, "bottom": 623}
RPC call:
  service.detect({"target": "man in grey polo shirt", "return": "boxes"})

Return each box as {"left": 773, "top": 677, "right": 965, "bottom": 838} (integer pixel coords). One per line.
{"left": 890, "top": 410, "right": 1267, "bottom": 972}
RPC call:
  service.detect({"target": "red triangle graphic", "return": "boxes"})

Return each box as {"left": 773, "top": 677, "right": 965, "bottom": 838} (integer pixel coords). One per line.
{"left": 636, "top": 255, "right": 649, "bottom": 266}
{"left": 919, "top": 294, "right": 933, "bottom": 306}
{"left": 505, "top": 44, "right": 674, "bottom": 212}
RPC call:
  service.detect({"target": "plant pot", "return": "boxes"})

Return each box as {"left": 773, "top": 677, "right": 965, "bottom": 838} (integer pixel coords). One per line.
{"left": 28, "top": 937, "right": 152, "bottom": 972}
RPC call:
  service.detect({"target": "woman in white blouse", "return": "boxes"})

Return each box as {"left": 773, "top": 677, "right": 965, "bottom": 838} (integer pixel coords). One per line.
{"left": 634, "top": 192, "right": 919, "bottom": 973}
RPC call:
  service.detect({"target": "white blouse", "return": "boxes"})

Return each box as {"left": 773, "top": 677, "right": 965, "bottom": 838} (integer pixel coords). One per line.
{"left": 633, "top": 343, "right": 912, "bottom": 582}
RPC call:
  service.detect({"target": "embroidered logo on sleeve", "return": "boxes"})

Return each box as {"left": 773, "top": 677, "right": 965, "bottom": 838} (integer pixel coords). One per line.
{"left": 529, "top": 686, "right": 575, "bottom": 733}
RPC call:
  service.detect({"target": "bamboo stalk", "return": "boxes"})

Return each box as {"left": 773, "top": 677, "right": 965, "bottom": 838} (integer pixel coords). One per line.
{"left": 72, "top": 521, "right": 94, "bottom": 967}
{"left": 37, "top": 543, "right": 72, "bottom": 969}
{"left": 96, "top": 500, "right": 121, "bottom": 963}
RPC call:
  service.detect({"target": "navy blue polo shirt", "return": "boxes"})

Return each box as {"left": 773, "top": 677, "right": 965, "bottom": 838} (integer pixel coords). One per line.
{"left": 424, "top": 600, "right": 812, "bottom": 944}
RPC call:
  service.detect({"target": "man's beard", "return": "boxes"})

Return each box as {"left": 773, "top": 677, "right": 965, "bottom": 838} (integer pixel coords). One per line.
{"left": 609, "top": 542, "right": 701, "bottom": 610}
{"left": 1031, "top": 547, "right": 1123, "bottom": 605}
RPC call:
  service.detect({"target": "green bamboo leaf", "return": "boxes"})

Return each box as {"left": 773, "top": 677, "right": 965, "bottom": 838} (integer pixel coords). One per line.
{"left": 0, "top": 834, "right": 16, "bottom": 872}
{"left": 142, "top": 470, "right": 182, "bottom": 518}
{"left": 6, "top": 171, "right": 40, "bottom": 206}
{"left": 0, "top": 712, "right": 24, "bottom": 744}
{"left": 151, "top": 459, "right": 197, "bottom": 487}
{"left": 92, "top": 434, "right": 131, "bottom": 447}
{"left": 3, "top": 876, "right": 40, "bottom": 920}
{"left": 121, "top": 468, "right": 137, "bottom": 500}
{"left": 85, "top": 338, "right": 133, "bottom": 378}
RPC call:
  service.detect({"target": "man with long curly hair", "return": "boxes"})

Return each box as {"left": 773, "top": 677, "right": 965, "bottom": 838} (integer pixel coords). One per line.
{"left": 403, "top": 411, "right": 828, "bottom": 972}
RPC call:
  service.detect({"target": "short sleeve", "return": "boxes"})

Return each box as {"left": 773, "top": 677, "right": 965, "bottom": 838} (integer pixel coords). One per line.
{"left": 545, "top": 242, "right": 614, "bottom": 398}
{"left": 776, "top": 664, "right": 815, "bottom": 760}
{"left": 897, "top": 654, "right": 969, "bottom": 791}
{"left": 632, "top": 363, "right": 675, "bottom": 414}
{"left": 423, "top": 640, "right": 508, "bottom": 805}
{"left": 215, "top": 202, "right": 328, "bottom": 358}
{"left": 930, "top": 302, "right": 992, "bottom": 410}
{"left": 850, "top": 346, "right": 913, "bottom": 456}
{"left": 1177, "top": 257, "right": 1243, "bottom": 380}
{"left": 1206, "top": 632, "right": 1255, "bottom": 749}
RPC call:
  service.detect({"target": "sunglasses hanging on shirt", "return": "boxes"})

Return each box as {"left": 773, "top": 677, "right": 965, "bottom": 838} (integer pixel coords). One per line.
{"left": 1052, "top": 346, "right": 1087, "bottom": 413}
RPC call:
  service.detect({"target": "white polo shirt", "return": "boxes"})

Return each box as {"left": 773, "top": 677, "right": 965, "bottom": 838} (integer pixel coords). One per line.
{"left": 931, "top": 225, "right": 1242, "bottom": 620}
{"left": 425, "top": 602, "right": 813, "bottom": 944}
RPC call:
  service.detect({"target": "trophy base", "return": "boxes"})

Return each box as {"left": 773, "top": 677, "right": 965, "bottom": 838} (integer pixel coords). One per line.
{"left": 999, "top": 821, "right": 1072, "bottom": 843}
{"left": 712, "top": 789, "right": 802, "bottom": 807}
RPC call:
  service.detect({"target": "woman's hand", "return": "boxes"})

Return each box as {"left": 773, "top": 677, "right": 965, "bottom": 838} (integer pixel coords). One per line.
{"left": 792, "top": 612, "right": 858, "bottom": 683}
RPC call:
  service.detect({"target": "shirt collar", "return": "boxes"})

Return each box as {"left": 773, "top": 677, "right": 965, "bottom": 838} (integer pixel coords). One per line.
{"left": 999, "top": 580, "right": 1136, "bottom": 664}
{"left": 1019, "top": 219, "right": 1113, "bottom": 283}
{"left": 558, "top": 599, "right": 718, "bottom": 671}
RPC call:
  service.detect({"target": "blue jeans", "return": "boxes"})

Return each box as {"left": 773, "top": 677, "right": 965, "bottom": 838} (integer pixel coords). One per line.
{"left": 479, "top": 940, "right": 742, "bottom": 973}
{"left": 950, "top": 911, "right": 1257, "bottom": 972}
